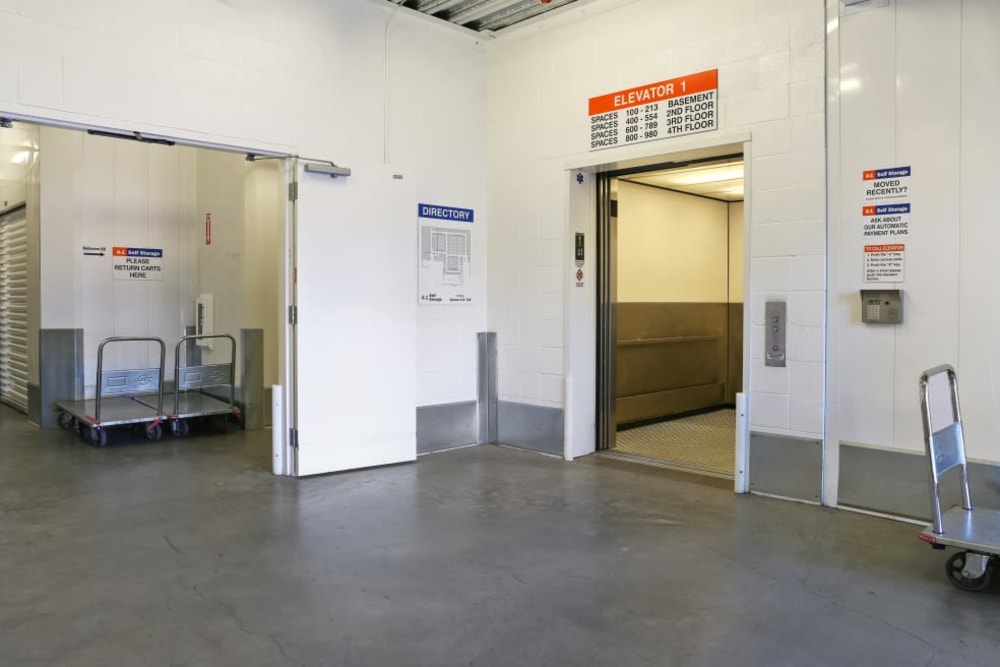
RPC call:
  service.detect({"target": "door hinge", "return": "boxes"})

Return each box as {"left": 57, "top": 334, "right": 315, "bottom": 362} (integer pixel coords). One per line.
{"left": 288, "top": 181, "right": 298, "bottom": 202}
{"left": 289, "top": 427, "right": 299, "bottom": 449}
{"left": 288, "top": 305, "right": 298, "bottom": 325}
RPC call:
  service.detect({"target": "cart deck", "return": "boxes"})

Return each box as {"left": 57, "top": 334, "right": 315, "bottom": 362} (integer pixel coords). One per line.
{"left": 138, "top": 391, "right": 234, "bottom": 420}
{"left": 56, "top": 395, "right": 161, "bottom": 427}
{"left": 919, "top": 506, "right": 1000, "bottom": 553}
{"left": 55, "top": 336, "right": 167, "bottom": 447}
{"left": 136, "top": 334, "right": 240, "bottom": 437}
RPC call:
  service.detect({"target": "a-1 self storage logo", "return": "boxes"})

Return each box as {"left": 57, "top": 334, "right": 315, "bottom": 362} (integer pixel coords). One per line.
{"left": 863, "top": 166, "right": 911, "bottom": 180}
{"left": 112, "top": 246, "right": 163, "bottom": 281}
{"left": 862, "top": 165, "right": 911, "bottom": 201}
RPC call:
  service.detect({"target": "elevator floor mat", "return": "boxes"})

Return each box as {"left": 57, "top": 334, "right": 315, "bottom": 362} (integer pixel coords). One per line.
{"left": 608, "top": 409, "right": 736, "bottom": 478}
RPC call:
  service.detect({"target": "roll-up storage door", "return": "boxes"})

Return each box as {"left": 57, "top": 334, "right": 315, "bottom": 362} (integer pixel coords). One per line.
{"left": 0, "top": 204, "right": 28, "bottom": 413}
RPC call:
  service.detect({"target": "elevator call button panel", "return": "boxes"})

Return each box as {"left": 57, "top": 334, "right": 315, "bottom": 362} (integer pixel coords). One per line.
{"left": 765, "top": 301, "right": 786, "bottom": 368}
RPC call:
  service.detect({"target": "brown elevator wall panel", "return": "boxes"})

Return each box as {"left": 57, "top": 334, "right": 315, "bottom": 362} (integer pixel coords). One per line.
{"left": 616, "top": 339, "right": 721, "bottom": 396}
{"left": 617, "top": 384, "right": 726, "bottom": 424}
{"left": 616, "top": 302, "right": 732, "bottom": 425}
{"left": 618, "top": 302, "right": 728, "bottom": 341}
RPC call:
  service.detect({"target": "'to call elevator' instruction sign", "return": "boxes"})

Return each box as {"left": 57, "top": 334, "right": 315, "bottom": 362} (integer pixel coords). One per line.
{"left": 588, "top": 70, "right": 718, "bottom": 151}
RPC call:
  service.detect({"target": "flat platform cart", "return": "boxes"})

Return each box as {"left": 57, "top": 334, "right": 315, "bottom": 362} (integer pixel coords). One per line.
{"left": 55, "top": 336, "right": 167, "bottom": 447}
{"left": 917, "top": 364, "right": 1000, "bottom": 591}
{"left": 135, "top": 333, "right": 240, "bottom": 437}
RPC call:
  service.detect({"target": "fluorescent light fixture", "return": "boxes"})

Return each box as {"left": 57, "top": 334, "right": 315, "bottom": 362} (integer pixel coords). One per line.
{"left": 11, "top": 150, "right": 32, "bottom": 165}
{"left": 664, "top": 161, "right": 744, "bottom": 186}
{"left": 304, "top": 163, "right": 351, "bottom": 178}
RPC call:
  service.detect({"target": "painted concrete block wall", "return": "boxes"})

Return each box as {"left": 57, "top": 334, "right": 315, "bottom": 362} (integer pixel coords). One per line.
{"left": 195, "top": 152, "right": 282, "bottom": 388}
{"left": 487, "top": 0, "right": 827, "bottom": 437}
{"left": 39, "top": 127, "right": 200, "bottom": 392}
{"left": 830, "top": 0, "right": 1000, "bottom": 464}
{"left": 38, "top": 129, "right": 281, "bottom": 397}
{"left": 616, "top": 182, "right": 729, "bottom": 303}
{"left": 243, "top": 161, "right": 283, "bottom": 387}
{"left": 0, "top": 0, "right": 488, "bottom": 408}
{"left": 195, "top": 148, "right": 248, "bottom": 382}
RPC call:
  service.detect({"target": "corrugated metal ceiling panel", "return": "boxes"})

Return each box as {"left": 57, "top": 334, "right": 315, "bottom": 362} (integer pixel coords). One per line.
{"left": 388, "top": 0, "right": 578, "bottom": 32}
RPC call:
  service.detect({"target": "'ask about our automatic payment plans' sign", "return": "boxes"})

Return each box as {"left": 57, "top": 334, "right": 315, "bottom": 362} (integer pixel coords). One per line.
{"left": 588, "top": 69, "right": 718, "bottom": 151}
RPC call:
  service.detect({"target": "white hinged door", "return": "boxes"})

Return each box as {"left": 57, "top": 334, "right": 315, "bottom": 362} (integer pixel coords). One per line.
{"left": 292, "top": 163, "right": 417, "bottom": 475}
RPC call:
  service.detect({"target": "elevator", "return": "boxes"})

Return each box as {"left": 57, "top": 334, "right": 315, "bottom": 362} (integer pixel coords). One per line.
{"left": 597, "top": 155, "right": 745, "bottom": 478}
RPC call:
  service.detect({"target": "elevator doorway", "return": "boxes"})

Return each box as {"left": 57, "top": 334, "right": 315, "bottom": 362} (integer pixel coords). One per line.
{"left": 597, "top": 155, "right": 744, "bottom": 479}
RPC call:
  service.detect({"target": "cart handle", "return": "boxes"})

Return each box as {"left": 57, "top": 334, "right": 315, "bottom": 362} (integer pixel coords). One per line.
{"left": 918, "top": 363, "right": 972, "bottom": 535}
{"left": 919, "top": 364, "right": 961, "bottom": 432}
{"left": 95, "top": 337, "right": 167, "bottom": 421}
{"left": 174, "top": 334, "right": 237, "bottom": 416}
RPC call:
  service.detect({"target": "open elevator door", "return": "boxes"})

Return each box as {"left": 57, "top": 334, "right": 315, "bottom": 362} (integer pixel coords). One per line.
{"left": 291, "top": 161, "right": 417, "bottom": 476}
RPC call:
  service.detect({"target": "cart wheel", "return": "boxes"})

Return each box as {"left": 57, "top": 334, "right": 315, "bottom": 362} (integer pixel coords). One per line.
{"left": 57, "top": 412, "right": 75, "bottom": 430}
{"left": 945, "top": 551, "right": 993, "bottom": 592}
{"left": 77, "top": 421, "right": 89, "bottom": 440}
{"left": 170, "top": 420, "right": 190, "bottom": 438}
{"left": 89, "top": 427, "right": 108, "bottom": 448}
{"left": 146, "top": 423, "right": 163, "bottom": 441}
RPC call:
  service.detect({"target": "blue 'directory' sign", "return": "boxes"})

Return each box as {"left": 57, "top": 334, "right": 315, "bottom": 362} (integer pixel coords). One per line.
{"left": 418, "top": 203, "right": 474, "bottom": 223}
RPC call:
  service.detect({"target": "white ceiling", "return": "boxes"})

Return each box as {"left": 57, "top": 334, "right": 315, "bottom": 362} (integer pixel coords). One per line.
{"left": 619, "top": 159, "right": 745, "bottom": 202}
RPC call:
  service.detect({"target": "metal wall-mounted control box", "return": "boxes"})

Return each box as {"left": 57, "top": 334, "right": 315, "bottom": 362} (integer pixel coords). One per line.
{"left": 765, "top": 301, "right": 786, "bottom": 368}
{"left": 860, "top": 289, "right": 903, "bottom": 324}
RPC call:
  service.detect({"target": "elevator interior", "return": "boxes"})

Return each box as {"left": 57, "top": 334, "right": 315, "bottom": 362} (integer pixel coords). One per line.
{"left": 599, "top": 156, "right": 744, "bottom": 478}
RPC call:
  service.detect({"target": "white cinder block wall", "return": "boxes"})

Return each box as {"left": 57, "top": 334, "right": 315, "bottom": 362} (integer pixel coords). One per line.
{"left": 486, "top": 0, "right": 827, "bottom": 446}
{"left": 0, "top": 0, "right": 489, "bottom": 410}
{"left": 39, "top": 128, "right": 200, "bottom": 389}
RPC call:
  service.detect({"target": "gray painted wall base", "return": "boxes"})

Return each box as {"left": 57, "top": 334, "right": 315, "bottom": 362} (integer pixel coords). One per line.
{"left": 199, "top": 386, "right": 270, "bottom": 429}
{"left": 839, "top": 443, "right": 1000, "bottom": 521}
{"left": 35, "top": 329, "right": 84, "bottom": 428}
{"left": 477, "top": 332, "right": 497, "bottom": 444}
{"left": 498, "top": 401, "right": 564, "bottom": 457}
{"left": 240, "top": 329, "right": 264, "bottom": 431}
{"left": 27, "top": 383, "right": 41, "bottom": 425}
{"left": 749, "top": 432, "right": 821, "bottom": 502}
{"left": 417, "top": 401, "right": 479, "bottom": 455}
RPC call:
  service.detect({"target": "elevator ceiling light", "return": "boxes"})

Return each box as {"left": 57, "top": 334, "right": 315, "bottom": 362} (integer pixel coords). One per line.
{"left": 620, "top": 159, "right": 745, "bottom": 202}
{"left": 667, "top": 161, "right": 744, "bottom": 186}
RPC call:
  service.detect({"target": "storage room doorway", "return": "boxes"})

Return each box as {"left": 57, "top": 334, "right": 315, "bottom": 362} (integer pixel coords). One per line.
{"left": 597, "top": 155, "right": 744, "bottom": 479}
{"left": 0, "top": 117, "right": 284, "bottom": 460}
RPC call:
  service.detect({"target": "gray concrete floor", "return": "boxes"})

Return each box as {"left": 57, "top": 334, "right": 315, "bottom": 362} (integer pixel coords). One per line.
{"left": 1, "top": 404, "right": 998, "bottom": 667}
